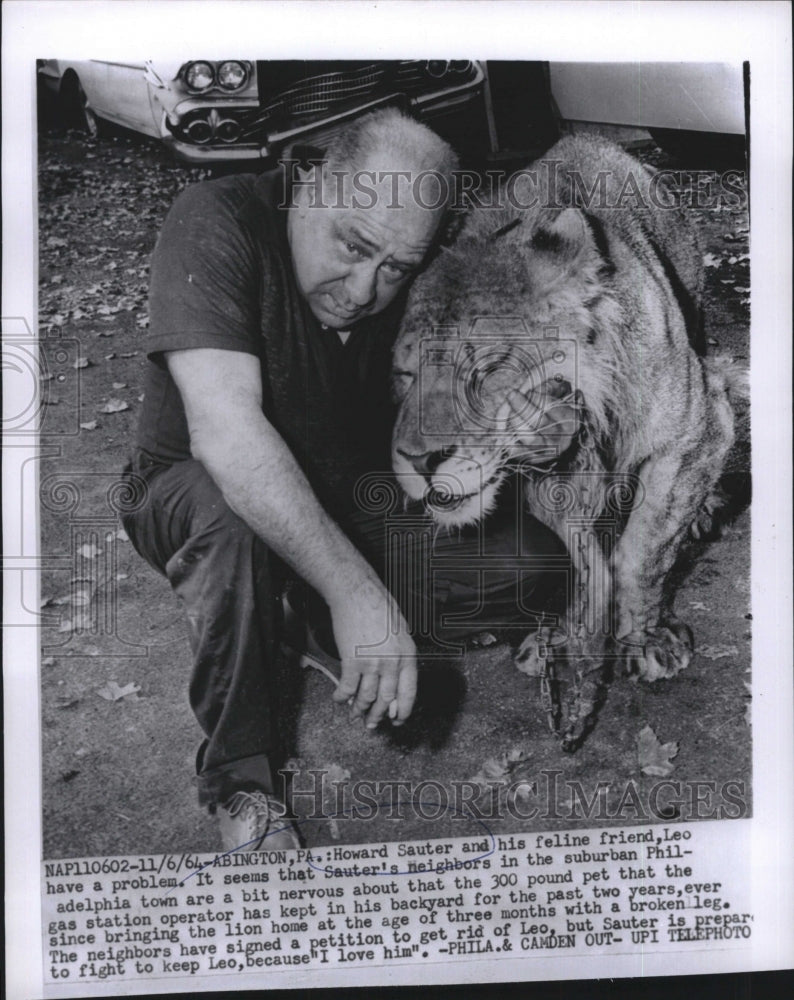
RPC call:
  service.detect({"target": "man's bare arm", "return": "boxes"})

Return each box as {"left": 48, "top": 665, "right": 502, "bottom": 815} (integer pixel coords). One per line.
{"left": 166, "top": 347, "right": 417, "bottom": 726}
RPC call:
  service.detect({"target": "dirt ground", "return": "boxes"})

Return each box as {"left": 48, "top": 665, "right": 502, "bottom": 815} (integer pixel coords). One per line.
{"left": 37, "top": 122, "right": 751, "bottom": 860}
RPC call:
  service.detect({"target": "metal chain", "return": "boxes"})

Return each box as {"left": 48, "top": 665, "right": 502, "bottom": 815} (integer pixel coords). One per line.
{"left": 566, "top": 516, "right": 594, "bottom": 733}
{"left": 538, "top": 636, "right": 558, "bottom": 733}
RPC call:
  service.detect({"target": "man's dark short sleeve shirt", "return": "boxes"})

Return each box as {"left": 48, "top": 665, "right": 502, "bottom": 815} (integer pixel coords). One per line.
{"left": 136, "top": 167, "right": 404, "bottom": 516}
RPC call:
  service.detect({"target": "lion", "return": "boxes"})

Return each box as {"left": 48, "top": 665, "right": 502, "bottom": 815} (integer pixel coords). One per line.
{"left": 390, "top": 134, "right": 737, "bottom": 750}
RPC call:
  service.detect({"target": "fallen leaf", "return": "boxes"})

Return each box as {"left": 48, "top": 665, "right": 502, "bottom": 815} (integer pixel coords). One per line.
{"left": 42, "top": 656, "right": 56, "bottom": 667}
{"left": 470, "top": 631, "right": 498, "bottom": 648}
{"left": 73, "top": 357, "right": 92, "bottom": 369}
{"left": 54, "top": 696, "right": 81, "bottom": 710}
{"left": 512, "top": 782, "right": 535, "bottom": 807}
{"left": 99, "top": 398, "right": 129, "bottom": 413}
{"left": 112, "top": 382, "right": 128, "bottom": 389}
{"left": 469, "top": 747, "right": 530, "bottom": 792}
{"left": 689, "top": 601, "right": 708, "bottom": 611}
{"left": 71, "top": 590, "right": 92, "bottom": 608}
{"left": 699, "top": 644, "right": 739, "bottom": 660}
{"left": 638, "top": 725, "right": 679, "bottom": 777}
{"left": 79, "top": 543, "right": 102, "bottom": 559}
{"left": 79, "top": 420, "right": 98, "bottom": 431}
{"left": 97, "top": 680, "right": 141, "bottom": 702}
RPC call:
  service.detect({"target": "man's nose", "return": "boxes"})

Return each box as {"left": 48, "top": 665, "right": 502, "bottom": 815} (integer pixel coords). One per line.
{"left": 344, "top": 263, "right": 378, "bottom": 307}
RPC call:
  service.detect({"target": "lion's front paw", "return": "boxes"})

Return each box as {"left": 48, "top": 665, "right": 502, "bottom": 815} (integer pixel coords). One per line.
{"left": 619, "top": 622, "right": 694, "bottom": 681}
{"left": 514, "top": 626, "right": 568, "bottom": 677}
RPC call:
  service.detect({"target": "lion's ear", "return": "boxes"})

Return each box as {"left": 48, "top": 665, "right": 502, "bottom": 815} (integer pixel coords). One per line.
{"left": 528, "top": 207, "right": 601, "bottom": 287}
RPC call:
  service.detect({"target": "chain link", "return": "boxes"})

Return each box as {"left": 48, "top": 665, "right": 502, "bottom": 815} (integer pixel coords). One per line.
{"left": 537, "top": 635, "right": 558, "bottom": 733}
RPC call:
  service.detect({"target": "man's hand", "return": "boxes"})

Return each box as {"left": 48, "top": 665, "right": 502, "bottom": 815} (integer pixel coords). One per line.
{"left": 330, "top": 582, "right": 417, "bottom": 730}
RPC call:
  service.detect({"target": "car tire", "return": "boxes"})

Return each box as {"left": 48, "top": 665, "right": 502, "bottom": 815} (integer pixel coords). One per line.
{"left": 60, "top": 72, "right": 104, "bottom": 138}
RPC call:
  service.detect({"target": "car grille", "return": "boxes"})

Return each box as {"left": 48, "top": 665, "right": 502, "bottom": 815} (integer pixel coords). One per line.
{"left": 249, "top": 60, "right": 477, "bottom": 134}
{"left": 169, "top": 61, "right": 479, "bottom": 149}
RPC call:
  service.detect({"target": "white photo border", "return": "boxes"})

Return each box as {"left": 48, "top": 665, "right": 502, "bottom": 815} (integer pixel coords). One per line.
{"left": 3, "top": 2, "right": 792, "bottom": 997}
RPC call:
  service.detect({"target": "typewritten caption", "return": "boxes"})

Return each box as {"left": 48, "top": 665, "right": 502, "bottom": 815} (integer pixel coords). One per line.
{"left": 43, "top": 822, "right": 753, "bottom": 988}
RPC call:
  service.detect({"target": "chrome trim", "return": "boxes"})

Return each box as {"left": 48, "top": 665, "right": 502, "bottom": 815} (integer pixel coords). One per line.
{"left": 264, "top": 92, "right": 405, "bottom": 145}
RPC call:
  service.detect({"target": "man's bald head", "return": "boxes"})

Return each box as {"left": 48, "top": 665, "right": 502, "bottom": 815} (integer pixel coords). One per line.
{"left": 324, "top": 107, "right": 460, "bottom": 205}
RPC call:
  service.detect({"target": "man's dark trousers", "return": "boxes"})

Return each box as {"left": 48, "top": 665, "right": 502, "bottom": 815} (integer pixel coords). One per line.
{"left": 122, "top": 454, "right": 566, "bottom": 810}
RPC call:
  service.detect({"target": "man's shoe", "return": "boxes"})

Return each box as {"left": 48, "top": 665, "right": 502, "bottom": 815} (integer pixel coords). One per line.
{"left": 280, "top": 590, "right": 341, "bottom": 683}
{"left": 217, "top": 791, "right": 301, "bottom": 852}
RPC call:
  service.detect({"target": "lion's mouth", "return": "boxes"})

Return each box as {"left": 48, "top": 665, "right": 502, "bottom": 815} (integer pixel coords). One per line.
{"left": 423, "top": 471, "right": 503, "bottom": 515}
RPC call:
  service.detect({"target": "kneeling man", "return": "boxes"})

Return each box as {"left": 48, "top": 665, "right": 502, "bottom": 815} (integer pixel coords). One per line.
{"left": 124, "top": 109, "right": 560, "bottom": 851}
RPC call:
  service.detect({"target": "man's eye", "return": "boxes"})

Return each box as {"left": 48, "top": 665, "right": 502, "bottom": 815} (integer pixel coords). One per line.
{"left": 382, "top": 261, "right": 408, "bottom": 278}
{"left": 343, "top": 241, "right": 363, "bottom": 257}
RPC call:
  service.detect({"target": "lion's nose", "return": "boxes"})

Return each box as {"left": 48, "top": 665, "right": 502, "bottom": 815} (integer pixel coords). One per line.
{"left": 396, "top": 446, "right": 457, "bottom": 479}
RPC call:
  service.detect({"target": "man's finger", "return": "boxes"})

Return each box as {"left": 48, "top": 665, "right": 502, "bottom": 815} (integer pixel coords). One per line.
{"left": 393, "top": 656, "right": 418, "bottom": 724}
{"left": 351, "top": 664, "right": 380, "bottom": 717}
{"left": 365, "top": 669, "right": 400, "bottom": 730}
{"left": 332, "top": 661, "right": 361, "bottom": 704}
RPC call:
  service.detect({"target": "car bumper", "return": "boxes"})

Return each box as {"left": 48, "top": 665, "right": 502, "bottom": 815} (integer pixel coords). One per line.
{"left": 163, "top": 68, "right": 485, "bottom": 164}
{"left": 161, "top": 137, "right": 267, "bottom": 164}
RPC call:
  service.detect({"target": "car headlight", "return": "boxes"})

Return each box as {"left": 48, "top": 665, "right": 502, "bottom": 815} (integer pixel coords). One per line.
{"left": 425, "top": 60, "right": 450, "bottom": 79}
{"left": 184, "top": 61, "right": 215, "bottom": 92}
{"left": 216, "top": 60, "right": 248, "bottom": 91}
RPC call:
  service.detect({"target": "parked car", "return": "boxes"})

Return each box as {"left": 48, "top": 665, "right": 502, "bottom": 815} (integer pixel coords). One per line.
{"left": 37, "top": 59, "right": 490, "bottom": 165}
{"left": 549, "top": 61, "right": 747, "bottom": 163}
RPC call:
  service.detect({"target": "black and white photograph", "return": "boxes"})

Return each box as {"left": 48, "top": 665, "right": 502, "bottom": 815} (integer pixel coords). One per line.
{"left": 3, "top": 2, "right": 792, "bottom": 997}
{"left": 34, "top": 57, "right": 753, "bottom": 856}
